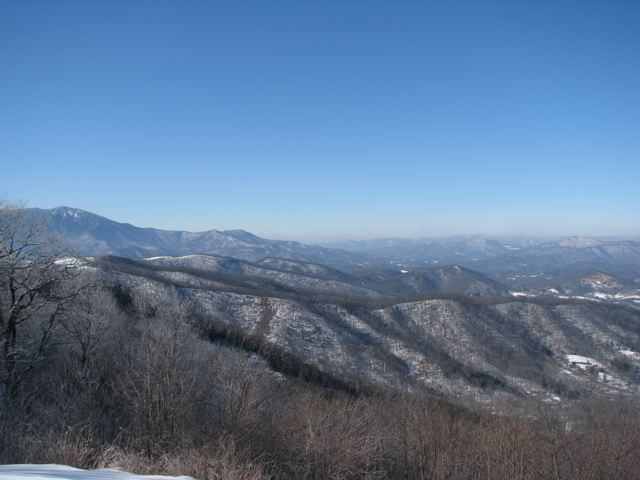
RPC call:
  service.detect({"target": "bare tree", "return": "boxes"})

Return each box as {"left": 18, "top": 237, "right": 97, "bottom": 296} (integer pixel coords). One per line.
{"left": 118, "top": 290, "right": 202, "bottom": 456}
{"left": 0, "top": 200, "right": 86, "bottom": 408}
{"left": 59, "top": 278, "right": 119, "bottom": 369}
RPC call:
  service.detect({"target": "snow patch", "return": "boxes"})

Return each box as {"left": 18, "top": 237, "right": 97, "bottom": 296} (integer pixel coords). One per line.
{"left": 616, "top": 293, "right": 640, "bottom": 300}
{"left": 0, "top": 464, "right": 194, "bottom": 480}
{"left": 54, "top": 258, "right": 84, "bottom": 267}
{"left": 566, "top": 354, "right": 601, "bottom": 368}
{"left": 620, "top": 349, "right": 640, "bottom": 361}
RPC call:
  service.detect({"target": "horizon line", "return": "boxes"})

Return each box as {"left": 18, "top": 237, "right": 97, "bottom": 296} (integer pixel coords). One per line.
{"left": 24, "top": 204, "right": 640, "bottom": 244}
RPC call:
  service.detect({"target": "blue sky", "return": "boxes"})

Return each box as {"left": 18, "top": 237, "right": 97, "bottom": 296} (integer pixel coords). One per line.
{"left": 1, "top": 1, "right": 639, "bottom": 241}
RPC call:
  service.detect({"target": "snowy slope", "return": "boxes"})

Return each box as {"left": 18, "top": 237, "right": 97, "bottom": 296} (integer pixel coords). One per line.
{"left": 0, "top": 464, "right": 193, "bottom": 480}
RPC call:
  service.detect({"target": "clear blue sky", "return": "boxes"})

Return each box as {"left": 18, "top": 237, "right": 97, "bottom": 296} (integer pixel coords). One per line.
{"left": 1, "top": 1, "right": 639, "bottom": 241}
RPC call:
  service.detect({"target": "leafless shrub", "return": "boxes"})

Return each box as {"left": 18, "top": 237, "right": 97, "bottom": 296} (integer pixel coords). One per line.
{"left": 271, "top": 390, "right": 386, "bottom": 479}
{"left": 97, "top": 442, "right": 269, "bottom": 480}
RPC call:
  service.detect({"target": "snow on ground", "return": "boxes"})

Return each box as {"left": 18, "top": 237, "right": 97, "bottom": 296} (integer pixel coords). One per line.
{"left": 53, "top": 258, "right": 96, "bottom": 272}
{"left": 542, "top": 395, "right": 562, "bottom": 403}
{"left": 54, "top": 258, "right": 85, "bottom": 267}
{"left": 621, "top": 349, "right": 640, "bottom": 361}
{"left": 566, "top": 354, "right": 601, "bottom": 368}
{"left": 555, "top": 295, "right": 600, "bottom": 302}
{"left": 0, "top": 465, "right": 194, "bottom": 480}
{"left": 598, "top": 371, "right": 628, "bottom": 389}
{"left": 565, "top": 355, "right": 628, "bottom": 390}
{"left": 616, "top": 293, "right": 640, "bottom": 300}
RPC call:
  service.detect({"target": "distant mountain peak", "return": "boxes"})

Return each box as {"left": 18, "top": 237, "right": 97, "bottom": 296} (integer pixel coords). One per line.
{"left": 50, "top": 206, "right": 92, "bottom": 218}
{"left": 557, "top": 236, "right": 603, "bottom": 248}
{"left": 222, "top": 229, "right": 266, "bottom": 243}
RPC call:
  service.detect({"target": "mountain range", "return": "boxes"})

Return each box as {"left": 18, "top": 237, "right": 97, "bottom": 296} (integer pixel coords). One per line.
{"left": 30, "top": 207, "right": 640, "bottom": 274}
{"left": 83, "top": 252, "right": 640, "bottom": 405}
{"left": 18, "top": 205, "right": 640, "bottom": 403}
{"left": 324, "top": 235, "right": 640, "bottom": 273}
{"left": 28, "top": 207, "right": 640, "bottom": 299}
{"left": 26, "top": 206, "right": 375, "bottom": 269}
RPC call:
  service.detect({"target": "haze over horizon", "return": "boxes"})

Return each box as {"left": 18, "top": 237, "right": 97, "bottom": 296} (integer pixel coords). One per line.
{"left": 2, "top": 1, "right": 639, "bottom": 240}
{"left": 21, "top": 204, "right": 640, "bottom": 244}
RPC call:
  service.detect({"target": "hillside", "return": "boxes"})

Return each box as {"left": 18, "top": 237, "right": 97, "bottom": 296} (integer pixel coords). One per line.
{"left": 90, "top": 255, "right": 640, "bottom": 405}
{"left": 124, "top": 254, "right": 508, "bottom": 301}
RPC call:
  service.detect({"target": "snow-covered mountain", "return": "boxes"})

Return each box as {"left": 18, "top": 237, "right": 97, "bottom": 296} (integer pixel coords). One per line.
{"left": 324, "top": 235, "right": 640, "bottom": 287}
{"left": 473, "top": 237, "right": 640, "bottom": 277}
{"left": 324, "top": 235, "right": 640, "bottom": 269}
{"left": 26, "top": 207, "right": 376, "bottom": 268}
{"left": 322, "top": 235, "right": 550, "bottom": 266}
{"left": 93, "top": 256, "right": 640, "bottom": 404}
{"left": 26, "top": 207, "right": 640, "bottom": 303}
{"left": 93, "top": 253, "right": 508, "bottom": 301}
{"left": 557, "top": 236, "right": 605, "bottom": 248}
{"left": 23, "top": 205, "right": 640, "bottom": 403}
